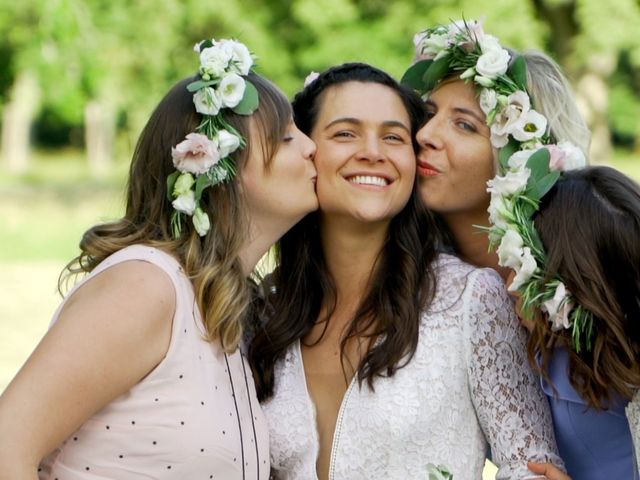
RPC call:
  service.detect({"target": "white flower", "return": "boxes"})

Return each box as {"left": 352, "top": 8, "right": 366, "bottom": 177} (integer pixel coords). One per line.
{"left": 426, "top": 463, "right": 453, "bottom": 480}
{"left": 450, "top": 19, "right": 485, "bottom": 43}
{"left": 497, "top": 228, "right": 524, "bottom": 269}
{"left": 173, "top": 172, "right": 195, "bottom": 196}
{"left": 487, "top": 168, "right": 531, "bottom": 196}
{"left": 304, "top": 71, "right": 320, "bottom": 87}
{"left": 475, "top": 47, "right": 510, "bottom": 79}
{"left": 172, "top": 133, "right": 220, "bottom": 174}
{"left": 511, "top": 109, "right": 548, "bottom": 142}
{"left": 193, "top": 87, "right": 223, "bottom": 116}
{"left": 219, "top": 73, "right": 246, "bottom": 108}
{"left": 490, "top": 90, "right": 532, "bottom": 148}
{"left": 542, "top": 283, "right": 574, "bottom": 331}
{"left": 547, "top": 141, "right": 587, "bottom": 171}
{"left": 200, "top": 45, "right": 232, "bottom": 79}
{"left": 487, "top": 193, "right": 511, "bottom": 230}
{"left": 225, "top": 40, "right": 253, "bottom": 75}
{"left": 216, "top": 129, "right": 241, "bottom": 158}
{"left": 415, "top": 32, "right": 449, "bottom": 60}
{"left": 172, "top": 190, "right": 196, "bottom": 215}
{"left": 192, "top": 207, "right": 211, "bottom": 236}
{"left": 479, "top": 88, "right": 497, "bottom": 117}
{"left": 507, "top": 149, "right": 535, "bottom": 170}
{"left": 479, "top": 34, "right": 502, "bottom": 53}
{"left": 508, "top": 247, "right": 537, "bottom": 291}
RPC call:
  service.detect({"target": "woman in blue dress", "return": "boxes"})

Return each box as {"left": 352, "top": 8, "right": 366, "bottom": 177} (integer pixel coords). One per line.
{"left": 499, "top": 166, "right": 640, "bottom": 479}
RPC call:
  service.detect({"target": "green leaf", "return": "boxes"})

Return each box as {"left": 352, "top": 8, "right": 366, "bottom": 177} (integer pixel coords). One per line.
{"left": 400, "top": 59, "right": 432, "bottom": 92}
{"left": 194, "top": 173, "right": 212, "bottom": 201}
{"left": 186, "top": 80, "right": 217, "bottom": 92}
{"left": 166, "top": 171, "right": 181, "bottom": 201}
{"left": 509, "top": 56, "right": 528, "bottom": 92}
{"left": 232, "top": 81, "right": 259, "bottom": 115}
{"left": 535, "top": 171, "right": 561, "bottom": 198}
{"left": 525, "top": 148, "right": 551, "bottom": 181}
{"left": 421, "top": 56, "right": 451, "bottom": 92}
{"left": 498, "top": 138, "right": 520, "bottom": 171}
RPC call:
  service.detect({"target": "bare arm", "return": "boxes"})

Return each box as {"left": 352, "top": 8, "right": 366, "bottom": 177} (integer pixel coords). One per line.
{"left": 0, "top": 260, "right": 175, "bottom": 479}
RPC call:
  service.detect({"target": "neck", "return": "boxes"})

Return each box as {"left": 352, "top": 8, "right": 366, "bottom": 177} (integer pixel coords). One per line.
{"left": 320, "top": 215, "right": 389, "bottom": 306}
{"left": 239, "top": 215, "right": 301, "bottom": 276}
{"left": 442, "top": 210, "right": 510, "bottom": 282}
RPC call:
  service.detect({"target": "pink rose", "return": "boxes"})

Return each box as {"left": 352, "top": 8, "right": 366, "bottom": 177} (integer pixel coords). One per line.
{"left": 171, "top": 133, "right": 220, "bottom": 174}
{"left": 547, "top": 141, "right": 587, "bottom": 172}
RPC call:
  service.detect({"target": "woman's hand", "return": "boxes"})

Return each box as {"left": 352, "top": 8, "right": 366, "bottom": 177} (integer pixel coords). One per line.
{"left": 527, "top": 461, "right": 572, "bottom": 480}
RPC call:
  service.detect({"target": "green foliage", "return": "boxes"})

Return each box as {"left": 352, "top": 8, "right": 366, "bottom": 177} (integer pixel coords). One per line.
{"left": 0, "top": 0, "right": 639, "bottom": 152}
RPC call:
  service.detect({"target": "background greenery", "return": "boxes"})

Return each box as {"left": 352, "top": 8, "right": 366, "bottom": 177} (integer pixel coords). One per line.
{"left": 1, "top": 3, "right": 640, "bottom": 476}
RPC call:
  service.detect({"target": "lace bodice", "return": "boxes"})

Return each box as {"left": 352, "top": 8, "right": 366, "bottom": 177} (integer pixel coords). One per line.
{"left": 262, "top": 255, "right": 562, "bottom": 480}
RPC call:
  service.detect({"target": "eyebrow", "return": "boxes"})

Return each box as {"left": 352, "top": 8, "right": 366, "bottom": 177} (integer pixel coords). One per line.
{"left": 324, "top": 117, "right": 411, "bottom": 134}
{"left": 425, "top": 100, "right": 486, "bottom": 124}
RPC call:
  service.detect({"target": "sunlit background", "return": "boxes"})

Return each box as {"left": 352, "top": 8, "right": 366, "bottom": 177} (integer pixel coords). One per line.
{"left": 2, "top": 1, "right": 640, "bottom": 476}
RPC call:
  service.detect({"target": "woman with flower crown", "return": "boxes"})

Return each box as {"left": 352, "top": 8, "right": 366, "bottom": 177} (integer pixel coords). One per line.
{"left": 248, "top": 62, "right": 562, "bottom": 480}
{"left": 402, "top": 19, "right": 637, "bottom": 478}
{"left": 0, "top": 38, "right": 317, "bottom": 479}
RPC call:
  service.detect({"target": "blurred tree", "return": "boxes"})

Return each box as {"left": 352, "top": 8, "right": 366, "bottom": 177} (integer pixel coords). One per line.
{"left": 1, "top": 0, "right": 639, "bottom": 171}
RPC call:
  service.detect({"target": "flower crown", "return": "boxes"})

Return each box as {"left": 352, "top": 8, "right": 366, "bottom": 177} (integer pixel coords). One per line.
{"left": 167, "top": 38, "right": 259, "bottom": 238}
{"left": 402, "top": 20, "right": 594, "bottom": 352}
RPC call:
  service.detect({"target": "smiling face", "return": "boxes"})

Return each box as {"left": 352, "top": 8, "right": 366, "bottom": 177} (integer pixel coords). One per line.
{"left": 241, "top": 118, "right": 318, "bottom": 229}
{"left": 310, "top": 81, "right": 416, "bottom": 225}
{"left": 415, "top": 79, "right": 495, "bottom": 221}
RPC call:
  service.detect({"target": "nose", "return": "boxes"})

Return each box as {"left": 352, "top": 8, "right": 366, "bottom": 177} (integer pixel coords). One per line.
{"left": 416, "top": 114, "right": 444, "bottom": 151}
{"left": 302, "top": 133, "right": 316, "bottom": 161}
{"left": 355, "top": 134, "right": 384, "bottom": 163}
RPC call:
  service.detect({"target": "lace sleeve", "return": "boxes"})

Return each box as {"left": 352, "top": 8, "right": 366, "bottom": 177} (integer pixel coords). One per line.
{"left": 626, "top": 390, "right": 640, "bottom": 471}
{"left": 463, "top": 268, "right": 565, "bottom": 479}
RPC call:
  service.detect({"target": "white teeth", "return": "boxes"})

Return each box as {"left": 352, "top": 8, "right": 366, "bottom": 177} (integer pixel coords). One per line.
{"left": 348, "top": 175, "right": 388, "bottom": 187}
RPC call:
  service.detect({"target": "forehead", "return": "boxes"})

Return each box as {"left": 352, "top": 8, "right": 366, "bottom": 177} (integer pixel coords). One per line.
{"left": 316, "top": 81, "right": 410, "bottom": 125}
{"left": 428, "top": 79, "right": 478, "bottom": 106}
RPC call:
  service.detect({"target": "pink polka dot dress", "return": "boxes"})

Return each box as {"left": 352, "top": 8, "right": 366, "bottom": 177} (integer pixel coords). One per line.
{"left": 38, "top": 245, "right": 270, "bottom": 479}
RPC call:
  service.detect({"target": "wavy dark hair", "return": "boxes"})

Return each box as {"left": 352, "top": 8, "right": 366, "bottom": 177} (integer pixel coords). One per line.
{"left": 249, "top": 62, "right": 441, "bottom": 400}
{"left": 529, "top": 166, "right": 640, "bottom": 409}
{"left": 60, "top": 72, "right": 292, "bottom": 352}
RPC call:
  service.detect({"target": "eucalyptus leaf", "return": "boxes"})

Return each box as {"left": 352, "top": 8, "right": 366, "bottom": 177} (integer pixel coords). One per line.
{"left": 525, "top": 148, "right": 551, "bottom": 181}
{"left": 498, "top": 138, "right": 520, "bottom": 171}
{"left": 535, "top": 171, "right": 561, "bottom": 199}
{"left": 195, "top": 173, "right": 212, "bottom": 201}
{"left": 509, "top": 56, "right": 528, "bottom": 92}
{"left": 400, "top": 60, "right": 432, "bottom": 92}
{"left": 187, "top": 80, "right": 217, "bottom": 92}
{"left": 422, "top": 57, "right": 451, "bottom": 91}
{"left": 232, "top": 81, "right": 259, "bottom": 115}
{"left": 166, "top": 171, "right": 181, "bottom": 201}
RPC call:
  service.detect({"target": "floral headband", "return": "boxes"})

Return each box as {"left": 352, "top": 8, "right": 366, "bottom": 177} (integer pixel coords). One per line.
{"left": 167, "top": 38, "right": 259, "bottom": 238}
{"left": 402, "top": 20, "right": 594, "bottom": 352}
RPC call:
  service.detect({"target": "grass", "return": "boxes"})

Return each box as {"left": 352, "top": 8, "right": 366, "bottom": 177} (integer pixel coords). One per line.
{"left": 1, "top": 148, "right": 638, "bottom": 479}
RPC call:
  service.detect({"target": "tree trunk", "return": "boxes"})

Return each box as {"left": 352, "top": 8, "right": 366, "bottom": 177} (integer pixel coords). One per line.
{"left": 84, "top": 99, "right": 115, "bottom": 176}
{"left": 1, "top": 72, "right": 40, "bottom": 173}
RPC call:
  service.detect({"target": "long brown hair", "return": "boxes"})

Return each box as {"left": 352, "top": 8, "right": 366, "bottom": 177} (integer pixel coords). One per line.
{"left": 61, "top": 72, "right": 292, "bottom": 352}
{"left": 529, "top": 166, "right": 640, "bottom": 408}
{"left": 249, "top": 63, "right": 441, "bottom": 400}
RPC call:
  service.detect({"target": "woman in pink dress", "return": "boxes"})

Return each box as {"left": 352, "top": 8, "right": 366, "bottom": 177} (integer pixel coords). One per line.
{"left": 0, "top": 37, "right": 317, "bottom": 480}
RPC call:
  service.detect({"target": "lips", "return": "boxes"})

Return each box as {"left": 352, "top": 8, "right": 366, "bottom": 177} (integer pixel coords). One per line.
{"left": 417, "top": 159, "right": 440, "bottom": 177}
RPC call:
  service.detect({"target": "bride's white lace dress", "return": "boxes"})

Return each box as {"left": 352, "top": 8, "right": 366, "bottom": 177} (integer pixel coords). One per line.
{"left": 262, "top": 255, "right": 563, "bottom": 479}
